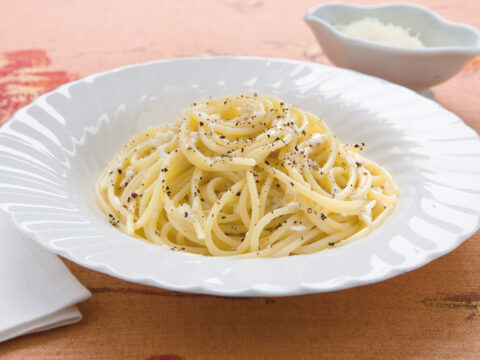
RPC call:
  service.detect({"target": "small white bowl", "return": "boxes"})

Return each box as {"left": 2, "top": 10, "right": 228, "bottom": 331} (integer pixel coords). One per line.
{"left": 304, "top": 2, "right": 480, "bottom": 92}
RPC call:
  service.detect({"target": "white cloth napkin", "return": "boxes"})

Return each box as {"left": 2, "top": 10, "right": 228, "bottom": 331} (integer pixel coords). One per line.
{"left": 0, "top": 211, "right": 91, "bottom": 342}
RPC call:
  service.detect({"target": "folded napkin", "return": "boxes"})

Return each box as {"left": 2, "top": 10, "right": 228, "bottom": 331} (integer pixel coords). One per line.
{"left": 0, "top": 211, "right": 91, "bottom": 342}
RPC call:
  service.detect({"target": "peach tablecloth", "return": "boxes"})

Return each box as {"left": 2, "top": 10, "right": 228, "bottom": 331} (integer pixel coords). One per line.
{"left": 1, "top": 0, "right": 480, "bottom": 359}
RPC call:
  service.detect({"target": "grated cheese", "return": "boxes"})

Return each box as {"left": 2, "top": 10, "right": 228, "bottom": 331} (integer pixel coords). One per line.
{"left": 335, "top": 17, "right": 425, "bottom": 49}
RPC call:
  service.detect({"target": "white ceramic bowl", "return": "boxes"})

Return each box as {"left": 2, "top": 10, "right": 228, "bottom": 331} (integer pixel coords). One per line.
{"left": 1, "top": 57, "right": 480, "bottom": 297}
{"left": 304, "top": 2, "right": 480, "bottom": 91}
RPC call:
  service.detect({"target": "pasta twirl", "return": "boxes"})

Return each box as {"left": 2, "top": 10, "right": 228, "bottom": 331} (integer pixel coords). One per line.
{"left": 95, "top": 94, "right": 398, "bottom": 257}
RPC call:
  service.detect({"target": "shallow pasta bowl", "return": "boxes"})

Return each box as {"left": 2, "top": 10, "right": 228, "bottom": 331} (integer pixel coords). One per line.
{"left": 1, "top": 57, "right": 480, "bottom": 297}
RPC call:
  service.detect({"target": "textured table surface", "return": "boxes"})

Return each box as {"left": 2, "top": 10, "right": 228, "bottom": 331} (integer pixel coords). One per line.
{"left": 1, "top": 0, "right": 480, "bottom": 359}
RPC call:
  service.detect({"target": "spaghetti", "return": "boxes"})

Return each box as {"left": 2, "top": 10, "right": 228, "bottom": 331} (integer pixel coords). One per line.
{"left": 95, "top": 94, "right": 398, "bottom": 257}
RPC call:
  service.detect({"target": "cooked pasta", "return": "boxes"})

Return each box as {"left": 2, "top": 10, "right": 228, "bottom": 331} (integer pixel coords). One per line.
{"left": 95, "top": 94, "right": 398, "bottom": 257}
